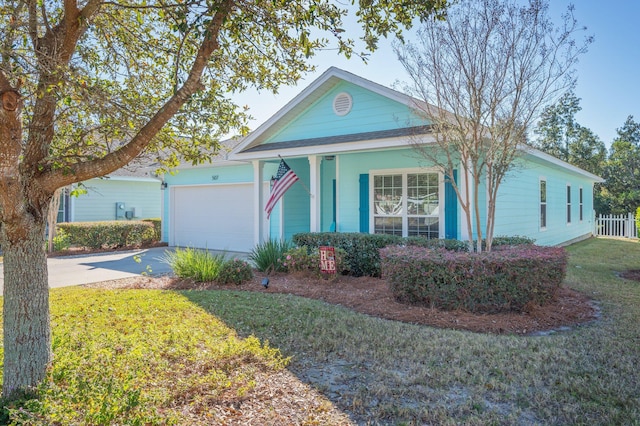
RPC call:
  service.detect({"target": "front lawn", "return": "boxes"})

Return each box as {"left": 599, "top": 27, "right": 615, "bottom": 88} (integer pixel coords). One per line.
{"left": 1, "top": 237, "right": 639, "bottom": 424}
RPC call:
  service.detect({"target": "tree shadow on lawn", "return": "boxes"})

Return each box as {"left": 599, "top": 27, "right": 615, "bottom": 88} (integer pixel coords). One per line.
{"left": 152, "top": 272, "right": 600, "bottom": 336}
{"left": 87, "top": 273, "right": 602, "bottom": 425}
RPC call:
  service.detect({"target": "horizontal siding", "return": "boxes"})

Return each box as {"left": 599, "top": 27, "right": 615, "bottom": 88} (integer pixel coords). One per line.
{"left": 282, "top": 158, "right": 310, "bottom": 240}
{"left": 164, "top": 163, "right": 255, "bottom": 186}
{"left": 494, "top": 157, "right": 595, "bottom": 246}
{"left": 73, "top": 179, "right": 161, "bottom": 222}
{"left": 267, "top": 81, "right": 429, "bottom": 143}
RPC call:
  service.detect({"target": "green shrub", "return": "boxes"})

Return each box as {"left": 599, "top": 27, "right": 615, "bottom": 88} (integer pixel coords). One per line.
{"left": 142, "top": 218, "right": 162, "bottom": 240}
{"left": 293, "top": 232, "right": 400, "bottom": 277}
{"left": 490, "top": 235, "right": 536, "bottom": 247}
{"left": 217, "top": 259, "right": 254, "bottom": 285}
{"left": 249, "top": 239, "right": 294, "bottom": 272}
{"left": 57, "top": 221, "right": 157, "bottom": 249}
{"left": 281, "top": 246, "right": 349, "bottom": 278}
{"left": 381, "top": 245, "right": 567, "bottom": 313}
{"left": 160, "top": 247, "right": 226, "bottom": 282}
{"left": 404, "top": 236, "right": 469, "bottom": 251}
{"left": 52, "top": 228, "right": 71, "bottom": 251}
{"left": 292, "top": 233, "right": 465, "bottom": 277}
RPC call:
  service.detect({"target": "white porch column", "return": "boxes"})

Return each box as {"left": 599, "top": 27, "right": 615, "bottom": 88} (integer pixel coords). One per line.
{"left": 253, "top": 160, "right": 265, "bottom": 246}
{"left": 309, "top": 155, "right": 321, "bottom": 232}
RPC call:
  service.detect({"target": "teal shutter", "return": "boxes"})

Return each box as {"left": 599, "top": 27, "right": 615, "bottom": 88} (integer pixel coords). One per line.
{"left": 444, "top": 170, "right": 458, "bottom": 239}
{"left": 359, "top": 174, "right": 369, "bottom": 233}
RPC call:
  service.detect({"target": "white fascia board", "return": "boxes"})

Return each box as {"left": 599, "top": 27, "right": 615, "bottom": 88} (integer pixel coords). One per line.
{"left": 521, "top": 145, "right": 604, "bottom": 183}
{"left": 168, "top": 158, "right": 251, "bottom": 172}
{"left": 90, "top": 176, "right": 161, "bottom": 183}
{"left": 230, "top": 134, "right": 438, "bottom": 161}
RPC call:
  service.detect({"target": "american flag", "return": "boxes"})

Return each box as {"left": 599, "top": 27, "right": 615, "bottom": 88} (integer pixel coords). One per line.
{"left": 265, "top": 159, "right": 299, "bottom": 219}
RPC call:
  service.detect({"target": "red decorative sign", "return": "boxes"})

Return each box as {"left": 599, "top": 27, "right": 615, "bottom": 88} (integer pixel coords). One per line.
{"left": 319, "top": 246, "right": 337, "bottom": 274}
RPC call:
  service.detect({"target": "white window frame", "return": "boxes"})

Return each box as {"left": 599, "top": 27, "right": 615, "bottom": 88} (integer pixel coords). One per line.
{"left": 369, "top": 168, "right": 444, "bottom": 238}
{"left": 579, "top": 186, "right": 584, "bottom": 222}
{"left": 566, "top": 184, "right": 572, "bottom": 225}
{"left": 540, "top": 177, "right": 547, "bottom": 231}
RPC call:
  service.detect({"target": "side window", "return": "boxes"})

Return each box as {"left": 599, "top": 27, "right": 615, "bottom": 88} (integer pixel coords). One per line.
{"left": 540, "top": 179, "right": 547, "bottom": 229}
{"left": 566, "top": 185, "right": 572, "bottom": 224}
{"left": 579, "top": 187, "right": 583, "bottom": 221}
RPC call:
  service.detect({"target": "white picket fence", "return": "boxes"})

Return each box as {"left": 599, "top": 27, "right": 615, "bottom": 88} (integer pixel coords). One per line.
{"left": 595, "top": 213, "right": 638, "bottom": 239}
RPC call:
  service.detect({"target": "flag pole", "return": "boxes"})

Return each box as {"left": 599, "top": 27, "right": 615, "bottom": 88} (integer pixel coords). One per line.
{"left": 277, "top": 155, "right": 313, "bottom": 198}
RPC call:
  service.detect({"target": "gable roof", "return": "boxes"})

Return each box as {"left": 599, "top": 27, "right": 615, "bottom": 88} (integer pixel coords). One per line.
{"left": 229, "top": 67, "right": 602, "bottom": 182}
{"left": 232, "top": 67, "right": 429, "bottom": 155}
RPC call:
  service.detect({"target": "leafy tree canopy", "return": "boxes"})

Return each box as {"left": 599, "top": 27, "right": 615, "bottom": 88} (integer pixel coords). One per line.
{"left": 603, "top": 116, "right": 640, "bottom": 214}
{"left": 1, "top": 0, "right": 448, "bottom": 181}
{"left": 0, "top": 0, "right": 449, "bottom": 399}
{"left": 533, "top": 91, "right": 606, "bottom": 176}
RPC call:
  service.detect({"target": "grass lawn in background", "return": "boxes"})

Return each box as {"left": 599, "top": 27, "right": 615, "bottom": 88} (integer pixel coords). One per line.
{"left": 0, "top": 237, "right": 638, "bottom": 424}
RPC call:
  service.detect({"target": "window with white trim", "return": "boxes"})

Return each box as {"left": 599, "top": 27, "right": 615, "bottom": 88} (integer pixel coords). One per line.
{"left": 579, "top": 187, "right": 583, "bottom": 221}
{"left": 566, "top": 185, "right": 572, "bottom": 224}
{"left": 373, "top": 171, "right": 441, "bottom": 238}
{"left": 540, "top": 179, "right": 547, "bottom": 229}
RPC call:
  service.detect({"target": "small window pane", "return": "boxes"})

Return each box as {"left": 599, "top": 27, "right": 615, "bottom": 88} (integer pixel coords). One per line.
{"left": 374, "top": 174, "right": 403, "bottom": 216}
{"left": 540, "top": 180, "right": 547, "bottom": 229}
{"left": 374, "top": 217, "right": 402, "bottom": 235}
{"left": 408, "top": 217, "right": 439, "bottom": 238}
{"left": 567, "top": 186, "right": 571, "bottom": 224}
{"left": 579, "top": 188, "right": 583, "bottom": 221}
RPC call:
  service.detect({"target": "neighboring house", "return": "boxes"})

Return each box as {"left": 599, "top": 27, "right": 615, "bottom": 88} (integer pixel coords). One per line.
{"left": 58, "top": 167, "right": 162, "bottom": 223}
{"left": 162, "top": 67, "right": 603, "bottom": 252}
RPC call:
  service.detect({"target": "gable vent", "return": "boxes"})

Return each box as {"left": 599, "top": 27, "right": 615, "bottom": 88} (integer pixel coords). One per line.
{"left": 333, "top": 92, "right": 353, "bottom": 116}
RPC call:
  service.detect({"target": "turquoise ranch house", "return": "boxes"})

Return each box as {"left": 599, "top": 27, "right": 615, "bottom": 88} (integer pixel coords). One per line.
{"left": 161, "top": 67, "right": 603, "bottom": 252}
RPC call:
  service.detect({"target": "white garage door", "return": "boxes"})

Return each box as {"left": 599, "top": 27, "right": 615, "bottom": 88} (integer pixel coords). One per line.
{"left": 171, "top": 183, "right": 255, "bottom": 252}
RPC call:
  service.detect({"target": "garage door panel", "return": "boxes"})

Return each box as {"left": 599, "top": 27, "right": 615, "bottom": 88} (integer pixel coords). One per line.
{"left": 171, "top": 184, "right": 254, "bottom": 252}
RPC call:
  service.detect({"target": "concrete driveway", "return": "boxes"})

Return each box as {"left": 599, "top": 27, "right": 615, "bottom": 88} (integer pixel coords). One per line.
{"left": 0, "top": 247, "right": 174, "bottom": 295}
{"left": 0, "top": 247, "right": 252, "bottom": 295}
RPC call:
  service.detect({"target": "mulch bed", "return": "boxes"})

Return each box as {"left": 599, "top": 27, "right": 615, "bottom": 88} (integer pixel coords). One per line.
{"left": 89, "top": 271, "right": 599, "bottom": 336}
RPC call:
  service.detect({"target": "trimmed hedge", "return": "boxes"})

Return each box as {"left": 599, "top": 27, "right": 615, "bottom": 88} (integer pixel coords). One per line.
{"left": 281, "top": 246, "right": 349, "bottom": 278}
{"left": 142, "top": 218, "right": 162, "bottom": 240}
{"left": 381, "top": 245, "right": 567, "bottom": 313}
{"left": 57, "top": 221, "right": 157, "bottom": 249}
{"left": 293, "top": 232, "right": 399, "bottom": 277}
{"left": 490, "top": 235, "right": 536, "bottom": 248}
{"left": 292, "top": 232, "right": 467, "bottom": 277}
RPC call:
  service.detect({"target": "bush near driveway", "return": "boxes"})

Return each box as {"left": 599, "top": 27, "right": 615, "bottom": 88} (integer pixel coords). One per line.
{"left": 381, "top": 244, "right": 567, "bottom": 313}
{"left": 248, "top": 239, "right": 294, "bottom": 273}
{"left": 216, "top": 258, "right": 254, "bottom": 285}
{"left": 161, "top": 248, "right": 253, "bottom": 285}
{"left": 57, "top": 221, "right": 157, "bottom": 249}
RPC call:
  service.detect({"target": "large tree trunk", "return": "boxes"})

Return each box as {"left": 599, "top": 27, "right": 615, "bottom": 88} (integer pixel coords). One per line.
{"left": 1, "top": 220, "right": 51, "bottom": 399}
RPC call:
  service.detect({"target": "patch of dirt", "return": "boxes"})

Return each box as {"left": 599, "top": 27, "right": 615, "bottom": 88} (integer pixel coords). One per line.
{"left": 620, "top": 269, "right": 640, "bottom": 282}
{"left": 87, "top": 272, "right": 598, "bottom": 336}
